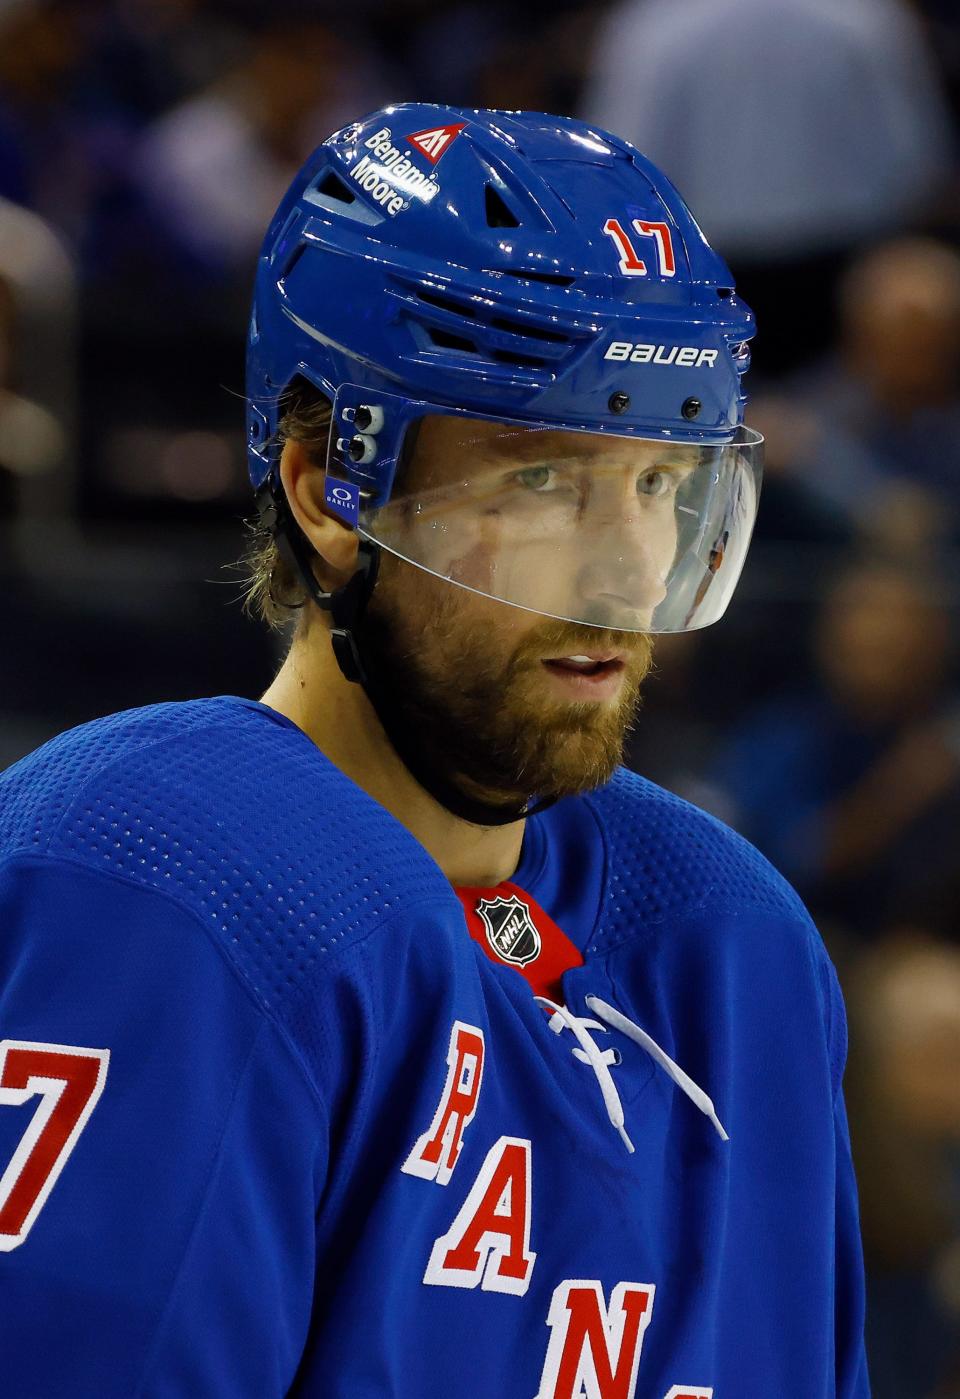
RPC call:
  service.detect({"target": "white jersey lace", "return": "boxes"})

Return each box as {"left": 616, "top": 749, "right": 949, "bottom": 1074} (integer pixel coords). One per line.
{"left": 534, "top": 993, "right": 729, "bottom": 1153}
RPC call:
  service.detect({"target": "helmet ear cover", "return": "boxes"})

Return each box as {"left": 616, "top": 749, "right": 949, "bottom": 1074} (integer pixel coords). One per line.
{"left": 248, "top": 408, "right": 434, "bottom": 679}
{"left": 251, "top": 382, "right": 426, "bottom": 662}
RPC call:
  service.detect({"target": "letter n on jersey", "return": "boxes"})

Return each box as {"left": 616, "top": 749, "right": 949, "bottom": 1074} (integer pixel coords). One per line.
{"left": 402, "top": 1021, "right": 485, "bottom": 1185}
{"left": 536, "top": 1281, "right": 655, "bottom": 1399}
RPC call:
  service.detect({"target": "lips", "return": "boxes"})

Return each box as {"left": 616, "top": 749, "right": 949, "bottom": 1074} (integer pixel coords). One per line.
{"left": 541, "top": 658, "right": 626, "bottom": 689}
{"left": 542, "top": 652, "right": 626, "bottom": 676}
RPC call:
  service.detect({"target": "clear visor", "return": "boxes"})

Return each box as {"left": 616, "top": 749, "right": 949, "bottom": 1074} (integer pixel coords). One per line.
{"left": 347, "top": 415, "right": 763, "bottom": 634}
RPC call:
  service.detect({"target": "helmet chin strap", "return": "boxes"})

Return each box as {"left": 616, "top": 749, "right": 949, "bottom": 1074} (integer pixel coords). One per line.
{"left": 258, "top": 484, "right": 556, "bottom": 828}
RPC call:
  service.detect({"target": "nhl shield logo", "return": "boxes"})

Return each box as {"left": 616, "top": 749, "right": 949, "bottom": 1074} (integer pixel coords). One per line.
{"left": 476, "top": 895, "right": 541, "bottom": 968}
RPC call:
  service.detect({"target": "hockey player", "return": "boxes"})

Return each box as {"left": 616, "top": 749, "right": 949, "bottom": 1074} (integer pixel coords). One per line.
{"left": 0, "top": 106, "right": 868, "bottom": 1396}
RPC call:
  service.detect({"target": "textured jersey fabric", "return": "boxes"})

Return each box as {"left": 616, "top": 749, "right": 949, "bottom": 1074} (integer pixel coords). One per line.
{"left": 0, "top": 696, "right": 869, "bottom": 1397}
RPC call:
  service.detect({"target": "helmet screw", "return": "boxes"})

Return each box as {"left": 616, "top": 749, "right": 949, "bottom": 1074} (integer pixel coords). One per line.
{"left": 349, "top": 403, "right": 384, "bottom": 434}
{"left": 681, "top": 396, "right": 702, "bottom": 420}
{"left": 608, "top": 391, "right": 630, "bottom": 414}
{"left": 347, "top": 433, "right": 378, "bottom": 465}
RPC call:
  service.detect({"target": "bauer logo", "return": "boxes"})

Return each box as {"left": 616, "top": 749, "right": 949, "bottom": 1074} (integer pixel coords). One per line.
{"left": 348, "top": 127, "right": 441, "bottom": 216}
{"left": 406, "top": 122, "right": 467, "bottom": 165}
{"left": 476, "top": 895, "right": 541, "bottom": 968}
{"left": 605, "top": 342, "right": 718, "bottom": 367}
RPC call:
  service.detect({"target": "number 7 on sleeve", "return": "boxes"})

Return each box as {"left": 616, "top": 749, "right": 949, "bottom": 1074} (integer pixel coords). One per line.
{"left": 0, "top": 1039, "right": 110, "bottom": 1251}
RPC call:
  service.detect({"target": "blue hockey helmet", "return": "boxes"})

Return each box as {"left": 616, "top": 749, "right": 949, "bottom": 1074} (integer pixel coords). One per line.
{"left": 247, "top": 103, "right": 761, "bottom": 636}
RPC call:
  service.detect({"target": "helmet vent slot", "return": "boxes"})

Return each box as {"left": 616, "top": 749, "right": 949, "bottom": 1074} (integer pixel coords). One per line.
{"left": 427, "top": 327, "right": 478, "bottom": 353}
{"left": 417, "top": 288, "right": 477, "bottom": 319}
{"left": 402, "top": 278, "right": 571, "bottom": 366}
{"left": 501, "top": 269, "right": 576, "bottom": 288}
{"left": 485, "top": 185, "right": 521, "bottom": 229}
{"left": 316, "top": 170, "right": 357, "bottom": 204}
{"left": 717, "top": 287, "right": 733, "bottom": 299}
{"left": 491, "top": 316, "right": 568, "bottom": 344}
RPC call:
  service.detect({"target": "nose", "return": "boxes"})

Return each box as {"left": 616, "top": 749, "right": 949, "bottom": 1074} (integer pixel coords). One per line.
{"left": 576, "top": 555, "right": 669, "bottom": 628}
{"left": 574, "top": 495, "right": 672, "bottom": 627}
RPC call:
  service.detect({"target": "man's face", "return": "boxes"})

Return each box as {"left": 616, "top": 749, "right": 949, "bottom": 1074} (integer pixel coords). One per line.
{"left": 359, "top": 416, "right": 661, "bottom": 808}
{"left": 371, "top": 415, "right": 692, "bottom": 634}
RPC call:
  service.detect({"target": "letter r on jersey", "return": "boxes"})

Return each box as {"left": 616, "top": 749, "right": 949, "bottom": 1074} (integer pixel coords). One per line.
{"left": 402, "top": 1021, "right": 484, "bottom": 1185}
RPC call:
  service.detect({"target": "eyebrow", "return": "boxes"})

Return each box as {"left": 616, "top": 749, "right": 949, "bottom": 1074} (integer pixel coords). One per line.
{"left": 474, "top": 428, "right": 706, "bottom": 478}
{"left": 655, "top": 456, "right": 700, "bottom": 470}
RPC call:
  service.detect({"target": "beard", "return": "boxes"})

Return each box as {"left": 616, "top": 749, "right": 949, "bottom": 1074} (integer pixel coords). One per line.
{"left": 359, "top": 557, "right": 655, "bottom": 810}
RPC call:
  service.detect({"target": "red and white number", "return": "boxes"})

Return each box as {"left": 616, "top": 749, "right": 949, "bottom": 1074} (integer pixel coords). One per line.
{"left": 0, "top": 1039, "right": 110, "bottom": 1250}
{"left": 602, "top": 218, "right": 676, "bottom": 278}
{"left": 402, "top": 1021, "right": 485, "bottom": 1185}
{"left": 632, "top": 220, "right": 676, "bottom": 277}
{"left": 424, "top": 1135, "right": 536, "bottom": 1295}
{"left": 663, "top": 1389, "right": 714, "bottom": 1398}
{"left": 603, "top": 218, "right": 648, "bottom": 277}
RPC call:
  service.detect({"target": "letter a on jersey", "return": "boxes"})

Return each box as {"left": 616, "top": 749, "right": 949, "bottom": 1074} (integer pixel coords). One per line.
{"left": 402, "top": 1021, "right": 484, "bottom": 1185}
{"left": 406, "top": 123, "right": 467, "bottom": 165}
{"left": 424, "top": 1135, "right": 536, "bottom": 1295}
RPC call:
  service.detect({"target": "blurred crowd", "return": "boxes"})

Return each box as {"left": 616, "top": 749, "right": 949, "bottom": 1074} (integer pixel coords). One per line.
{"left": 2, "top": 1, "right": 960, "bottom": 1393}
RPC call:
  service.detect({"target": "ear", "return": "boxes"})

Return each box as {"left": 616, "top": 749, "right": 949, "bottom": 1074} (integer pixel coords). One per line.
{"left": 279, "top": 437, "right": 359, "bottom": 590}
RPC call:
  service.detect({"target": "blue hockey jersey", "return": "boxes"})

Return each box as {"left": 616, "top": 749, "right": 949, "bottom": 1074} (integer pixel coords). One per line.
{"left": 0, "top": 696, "right": 868, "bottom": 1397}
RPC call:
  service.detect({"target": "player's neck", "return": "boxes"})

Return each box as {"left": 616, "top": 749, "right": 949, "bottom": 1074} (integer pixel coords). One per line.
{"left": 259, "top": 629, "right": 525, "bottom": 888}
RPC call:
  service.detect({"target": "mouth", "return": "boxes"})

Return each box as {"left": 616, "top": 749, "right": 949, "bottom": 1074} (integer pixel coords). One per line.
{"left": 540, "top": 652, "right": 627, "bottom": 697}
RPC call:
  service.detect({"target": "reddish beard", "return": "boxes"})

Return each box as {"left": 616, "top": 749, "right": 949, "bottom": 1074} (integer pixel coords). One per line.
{"left": 362, "top": 562, "right": 655, "bottom": 807}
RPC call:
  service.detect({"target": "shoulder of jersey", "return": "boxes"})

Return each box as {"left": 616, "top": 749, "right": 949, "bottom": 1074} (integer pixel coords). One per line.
{"left": 0, "top": 698, "right": 457, "bottom": 997}
{"left": 584, "top": 766, "right": 813, "bottom": 951}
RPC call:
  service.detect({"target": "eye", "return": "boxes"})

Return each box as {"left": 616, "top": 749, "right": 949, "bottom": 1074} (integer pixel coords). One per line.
{"left": 513, "top": 464, "right": 557, "bottom": 492}
{"left": 636, "top": 468, "right": 676, "bottom": 498}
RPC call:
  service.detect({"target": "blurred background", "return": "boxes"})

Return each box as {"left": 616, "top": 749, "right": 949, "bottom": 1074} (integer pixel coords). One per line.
{"left": 1, "top": 0, "right": 958, "bottom": 1391}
